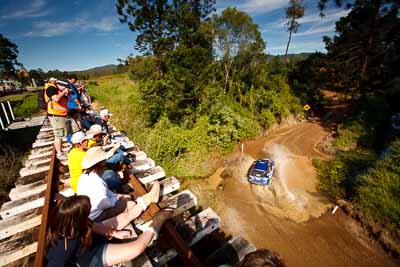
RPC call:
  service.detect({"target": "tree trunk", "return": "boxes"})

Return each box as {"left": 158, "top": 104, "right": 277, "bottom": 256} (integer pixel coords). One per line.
{"left": 285, "top": 28, "right": 293, "bottom": 64}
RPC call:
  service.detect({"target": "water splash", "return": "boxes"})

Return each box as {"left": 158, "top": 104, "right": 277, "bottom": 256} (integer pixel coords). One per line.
{"left": 264, "top": 144, "right": 296, "bottom": 201}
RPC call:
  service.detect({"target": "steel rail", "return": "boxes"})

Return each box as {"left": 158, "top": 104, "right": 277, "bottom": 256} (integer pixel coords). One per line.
{"left": 33, "top": 148, "right": 59, "bottom": 267}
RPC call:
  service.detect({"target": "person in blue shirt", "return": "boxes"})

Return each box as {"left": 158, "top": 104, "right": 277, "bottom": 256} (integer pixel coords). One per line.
{"left": 67, "top": 75, "right": 82, "bottom": 111}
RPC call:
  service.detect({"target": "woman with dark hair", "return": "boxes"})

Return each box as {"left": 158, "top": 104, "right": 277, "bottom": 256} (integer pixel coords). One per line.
{"left": 46, "top": 195, "right": 171, "bottom": 267}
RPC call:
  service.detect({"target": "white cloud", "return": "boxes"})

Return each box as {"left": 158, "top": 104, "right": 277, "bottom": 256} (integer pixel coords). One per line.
{"left": 267, "top": 40, "right": 325, "bottom": 54}
{"left": 296, "top": 24, "right": 335, "bottom": 36}
{"left": 298, "top": 9, "right": 350, "bottom": 24}
{"left": 237, "top": 0, "right": 288, "bottom": 14}
{"left": 24, "top": 16, "right": 119, "bottom": 37}
{"left": 1, "top": 0, "right": 50, "bottom": 19}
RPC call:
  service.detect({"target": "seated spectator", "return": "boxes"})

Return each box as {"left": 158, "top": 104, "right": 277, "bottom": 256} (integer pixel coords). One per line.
{"left": 66, "top": 109, "right": 83, "bottom": 144}
{"left": 76, "top": 146, "right": 159, "bottom": 222}
{"left": 87, "top": 124, "right": 132, "bottom": 170}
{"left": 95, "top": 108, "right": 112, "bottom": 138}
{"left": 68, "top": 131, "right": 88, "bottom": 192}
{"left": 46, "top": 195, "right": 172, "bottom": 267}
{"left": 87, "top": 124, "right": 108, "bottom": 148}
{"left": 80, "top": 107, "right": 95, "bottom": 130}
{"left": 237, "top": 249, "right": 286, "bottom": 267}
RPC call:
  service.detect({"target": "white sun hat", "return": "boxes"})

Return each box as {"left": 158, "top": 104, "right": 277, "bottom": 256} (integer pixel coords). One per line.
{"left": 49, "top": 77, "right": 57, "bottom": 82}
{"left": 71, "top": 131, "right": 88, "bottom": 144}
{"left": 81, "top": 146, "right": 114, "bottom": 169}
{"left": 99, "top": 108, "right": 113, "bottom": 118}
{"left": 86, "top": 124, "right": 105, "bottom": 138}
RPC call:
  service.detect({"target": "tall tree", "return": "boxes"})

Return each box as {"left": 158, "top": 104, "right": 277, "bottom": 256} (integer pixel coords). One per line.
{"left": 171, "top": 0, "right": 215, "bottom": 48}
{"left": 284, "top": 0, "right": 304, "bottom": 63}
{"left": 0, "top": 34, "right": 21, "bottom": 79}
{"left": 212, "top": 7, "right": 265, "bottom": 93}
{"left": 116, "top": 0, "right": 215, "bottom": 77}
{"left": 320, "top": 0, "right": 400, "bottom": 95}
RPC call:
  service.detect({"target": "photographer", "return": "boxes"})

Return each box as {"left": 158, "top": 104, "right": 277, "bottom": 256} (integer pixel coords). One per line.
{"left": 45, "top": 79, "right": 69, "bottom": 160}
{"left": 66, "top": 75, "right": 82, "bottom": 111}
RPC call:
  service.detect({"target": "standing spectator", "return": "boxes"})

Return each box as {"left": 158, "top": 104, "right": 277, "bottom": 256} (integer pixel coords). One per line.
{"left": 66, "top": 109, "right": 83, "bottom": 143}
{"left": 67, "top": 75, "right": 81, "bottom": 111}
{"left": 45, "top": 79, "right": 69, "bottom": 160}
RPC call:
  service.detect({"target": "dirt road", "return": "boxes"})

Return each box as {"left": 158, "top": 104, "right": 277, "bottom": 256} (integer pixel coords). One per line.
{"left": 193, "top": 120, "right": 398, "bottom": 266}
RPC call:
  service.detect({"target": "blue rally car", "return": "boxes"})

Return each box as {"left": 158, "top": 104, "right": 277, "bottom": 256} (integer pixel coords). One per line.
{"left": 248, "top": 159, "right": 275, "bottom": 185}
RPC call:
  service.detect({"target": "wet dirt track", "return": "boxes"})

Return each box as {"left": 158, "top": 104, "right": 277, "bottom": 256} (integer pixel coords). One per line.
{"left": 214, "top": 121, "right": 399, "bottom": 267}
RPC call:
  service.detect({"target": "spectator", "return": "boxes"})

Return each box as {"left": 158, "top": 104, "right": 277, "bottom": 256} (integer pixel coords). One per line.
{"left": 66, "top": 75, "right": 81, "bottom": 111}
{"left": 66, "top": 109, "right": 83, "bottom": 143}
{"left": 80, "top": 82, "right": 91, "bottom": 106}
{"left": 68, "top": 131, "right": 88, "bottom": 192}
{"left": 87, "top": 124, "right": 132, "bottom": 171}
{"left": 237, "top": 249, "right": 286, "bottom": 267}
{"left": 46, "top": 195, "right": 172, "bottom": 267}
{"left": 45, "top": 78, "right": 69, "bottom": 161}
{"left": 95, "top": 108, "right": 112, "bottom": 138}
{"left": 80, "top": 107, "right": 95, "bottom": 130}
{"left": 87, "top": 124, "right": 108, "bottom": 148}
{"left": 76, "top": 146, "right": 160, "bottom": 222}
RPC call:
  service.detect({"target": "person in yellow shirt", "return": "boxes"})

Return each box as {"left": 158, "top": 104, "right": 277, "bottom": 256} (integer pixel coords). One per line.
{"left": 68, "top": 131, "right": 88, "bottom": 192}
{"left": 87, "top": 124, "right": 108, "bottom": 148}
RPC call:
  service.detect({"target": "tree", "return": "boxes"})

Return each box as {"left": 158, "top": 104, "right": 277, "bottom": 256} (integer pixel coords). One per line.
{"left": 0, "top": 34, "right": 21, "bottom": 79}
{"left": 284, "top": 0, "right": 304, "bottom": 63}
{"left": 116, "top": 0, "right": 215, "bottom": 77}
{"left": 212, "top": 7, "right": 265, "bottom": 93}
{"left": 320, "top": 0, "right": 400, "bottom": 95}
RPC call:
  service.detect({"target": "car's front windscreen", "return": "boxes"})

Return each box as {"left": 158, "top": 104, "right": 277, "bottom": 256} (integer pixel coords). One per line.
{"left": 251, "top": 169, "right": 265, "bottom": 177}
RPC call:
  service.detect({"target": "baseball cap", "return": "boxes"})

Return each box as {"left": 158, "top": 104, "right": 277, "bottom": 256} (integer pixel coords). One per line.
{"left": 71, "top": 131, "right": 88, "bottom": 144}
{"left": 100, "top": 108, "right": 113, "bottom": 118}
{"left": 49, "top": 77, "right": 57, "bottom": 82}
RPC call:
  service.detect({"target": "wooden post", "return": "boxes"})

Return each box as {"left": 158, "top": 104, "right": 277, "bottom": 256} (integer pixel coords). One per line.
{"left": 128, "top": 173, "right": 204, "bottom": 267}
{"left": 34, "top": 148, "right": 59, "bottom": 267}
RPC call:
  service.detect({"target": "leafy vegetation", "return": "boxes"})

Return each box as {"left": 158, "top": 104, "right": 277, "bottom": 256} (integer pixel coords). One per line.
{"left": 0, "top": 92, "right": 41, "bottom": 118}
{"left": 108, "top": 1, "right": 301, "bottom": 177}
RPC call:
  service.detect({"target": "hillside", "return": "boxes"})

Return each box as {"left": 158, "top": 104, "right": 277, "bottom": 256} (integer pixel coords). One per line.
{"left": 69, "top": 64, "right": 118, "bottom": 78}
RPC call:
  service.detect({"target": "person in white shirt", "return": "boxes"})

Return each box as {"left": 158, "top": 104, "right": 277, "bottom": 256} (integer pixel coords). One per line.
{"left": 77, "top": 146, "right": 160, "bottom": 224}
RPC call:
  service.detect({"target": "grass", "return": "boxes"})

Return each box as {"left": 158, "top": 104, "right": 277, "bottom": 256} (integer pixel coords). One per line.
{"left": 0, "top": 91, "right": 41, "bottom": 118}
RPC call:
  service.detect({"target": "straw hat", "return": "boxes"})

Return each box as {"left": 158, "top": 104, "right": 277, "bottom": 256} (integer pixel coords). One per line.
{"left": 81, "top": 147, "right": 114, "bottom": 169}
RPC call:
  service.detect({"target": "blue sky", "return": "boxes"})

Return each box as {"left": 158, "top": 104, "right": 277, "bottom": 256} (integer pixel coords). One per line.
{"left": 0, "top": 0, "right": 349, "bottom": 71}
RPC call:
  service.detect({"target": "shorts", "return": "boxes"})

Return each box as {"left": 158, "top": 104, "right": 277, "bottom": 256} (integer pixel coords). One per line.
{"left": 48, "top": 116, "right": 67, "bottom": 138}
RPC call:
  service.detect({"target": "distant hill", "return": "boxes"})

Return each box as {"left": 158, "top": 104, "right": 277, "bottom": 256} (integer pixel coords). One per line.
{"left": 69, "top": 64, "right": 119, "bottom": 79}
{"left": 267, "top": 52, "right": 313, "bottom": 62}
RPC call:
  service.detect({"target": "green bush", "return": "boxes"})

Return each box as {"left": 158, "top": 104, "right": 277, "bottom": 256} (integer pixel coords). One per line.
{"left": 355, "top": 139, "right": 400, "bottom": 226}
{"left": 315, "top": 149, "right": 375, "bottom": 199}
{"left": 88, "top": 80, "right": 98, "bottom": 86}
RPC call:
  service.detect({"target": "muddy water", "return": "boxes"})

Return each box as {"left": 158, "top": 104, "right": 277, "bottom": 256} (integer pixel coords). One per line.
{"left": 208, "top": 123, "right": 398, "bottom": 266}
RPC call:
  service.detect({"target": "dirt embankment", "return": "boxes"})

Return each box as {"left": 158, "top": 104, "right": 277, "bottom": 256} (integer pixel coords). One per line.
{"left": 189, "top": 121, "right": 399, "bottom": 267}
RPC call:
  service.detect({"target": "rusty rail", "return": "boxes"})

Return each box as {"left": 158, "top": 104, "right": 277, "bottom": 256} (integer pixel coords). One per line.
{"left": 128, "top": 173, "right": 205, "bottom": 267}
{"left": 33, "top": 148, "right": 59, "bottom": 267}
